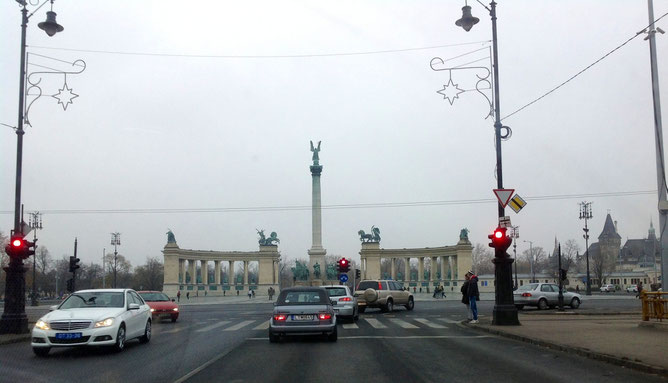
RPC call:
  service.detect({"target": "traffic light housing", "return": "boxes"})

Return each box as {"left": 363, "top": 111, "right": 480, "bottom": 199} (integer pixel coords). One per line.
{"left": 559, "top": 268, "right": 567, "bottom": 281}
{"left": 337, "top": 258, "right": 350, "bottom": 273}
{"left": 488, "top": 227, "right": 512, "bottom": 256}
{"left": 4, "top": 235, "right": 36, "bottom": 259}
{"left": 355, "top": 269, "right": 361, "bottom": 279}
{"left": 69, "top": 255, "right": 80, "bottom": 273}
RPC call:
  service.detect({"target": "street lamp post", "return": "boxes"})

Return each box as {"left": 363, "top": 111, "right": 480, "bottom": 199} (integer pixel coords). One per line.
{"left": 510, "top": 226, "right": 519, "bottom": 289}
{"left": 579, "top": 201, "right": 593, "bottom": 296}
{"left": 456, "top": 0, "right": 518, "bottom": 325}
{"left": 0, "top": 0, "right": 64, "bottom": 335}
{"left": 110, "top": 233, "right": 121, "bottom": 288}
{"left": 29, "top": 211, "right": 43, "bottom": 306}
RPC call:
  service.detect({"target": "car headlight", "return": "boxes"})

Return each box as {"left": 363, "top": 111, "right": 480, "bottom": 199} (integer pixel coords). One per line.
{"left": 35, "top": 320, "right": 50, "bottom": 330}
{"left": 150, "top": 308, "right": 155, "bottom": 312}
{"left": 94, "top": 318, "right": 114, "bottom": 328}
{"left": 172, "top": 308, "right": 179, "bottom": 312}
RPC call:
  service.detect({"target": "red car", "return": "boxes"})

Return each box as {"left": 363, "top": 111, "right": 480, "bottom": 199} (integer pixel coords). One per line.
{"left": 138, "top": 291, "right": 179, "bottom": 322}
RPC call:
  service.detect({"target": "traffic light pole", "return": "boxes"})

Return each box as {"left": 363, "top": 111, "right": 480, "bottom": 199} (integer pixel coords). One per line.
{"left": 558, "top": 243, "right": 564, "bottom": 311}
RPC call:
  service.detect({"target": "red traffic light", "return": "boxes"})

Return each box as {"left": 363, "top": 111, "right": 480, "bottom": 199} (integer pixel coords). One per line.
{"left": 488, "top": 227, "right": 512, "bottom": 255}
{"left": 11, "top": 238, "right": 24, "bottom": 247}
{"left": 337, "top": 257, "right": 350, "bottom": 273}
{"left": 341, "top": 259, "right": 347, "bottom": 265}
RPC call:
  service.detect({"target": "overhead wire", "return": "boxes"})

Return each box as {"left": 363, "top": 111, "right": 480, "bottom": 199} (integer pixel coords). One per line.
{"left": 0, "top": 190, "right": 655, "bottom": 216}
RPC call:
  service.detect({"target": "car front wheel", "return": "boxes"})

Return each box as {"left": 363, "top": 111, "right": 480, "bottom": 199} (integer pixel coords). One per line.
{"left": 538, "top": 299, "right": 548, "bottom": 310}
{"left": 139, "top": 320, "right": 151, "bottom": 344}
{"left": 383, "top": 299, "right": 393, "bottom": 313}
{"left": 113, "top": 325, "right": 126, "bottom": 352}
{"left": 405, "top": 297, "right": 414, "bottom": 311}
{"left": 570, "top": 298, "right": 580, "bottom": 309}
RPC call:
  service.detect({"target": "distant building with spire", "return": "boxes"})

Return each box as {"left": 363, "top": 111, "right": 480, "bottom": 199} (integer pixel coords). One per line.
{"left": 620, "top": 220, "right": 660, "bottom": 269}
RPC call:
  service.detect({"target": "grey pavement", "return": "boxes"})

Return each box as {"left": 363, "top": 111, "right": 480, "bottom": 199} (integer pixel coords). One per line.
{"left": 464, "top": 313, "right": 668, "bottom": 377}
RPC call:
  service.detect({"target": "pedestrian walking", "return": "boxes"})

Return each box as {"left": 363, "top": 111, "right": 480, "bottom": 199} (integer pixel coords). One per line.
{"left": 186, "top": 291, "right": 190, "bottom": 300}
{"left": 177, "top": 290, "right": 181, "bottom": 302}
{"left": 467, "top": 271, "right": 480, "bottom": 323}
{"left": 636, "top": 281, "right": 644, "bottom": 298}
{"left": 248, "top": 290, "right": 252, "bottom": 299}
{"left": 461, "top": 275, "right": 472, "bottom": 322}
{"left": 204, "top": 290, "right": 207, "bottom": 297}
{"left": 252, "top": 289, "right": 256, "bottom": 298}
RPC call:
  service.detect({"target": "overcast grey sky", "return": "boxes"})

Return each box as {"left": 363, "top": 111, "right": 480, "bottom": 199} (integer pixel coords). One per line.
{"left": 1, "top": 0, "right": 667, "bottom": 267}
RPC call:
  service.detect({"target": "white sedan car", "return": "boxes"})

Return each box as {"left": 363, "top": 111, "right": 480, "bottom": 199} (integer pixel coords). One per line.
{"left": 31, "top": 289, "right": 152, "bottom": 356}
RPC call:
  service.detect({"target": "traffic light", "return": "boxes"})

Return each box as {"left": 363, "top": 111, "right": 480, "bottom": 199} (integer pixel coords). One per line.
{"left": 4, "top": 235, "right": 36, "bottom": 259}
{"left": 69, "top": 255, "right": 80, "bottom": 273}
{"left": 559, "top": 268, "right": 568, "bottom": 281}
{"left": 355, "top": 269, "right": 361, "bottom": 279}
{"left": 337, "top": 258, "right": 350, "bottom": 273}
{"left": 488, "top": 227, "right": 512, "bottom": 256}
{"left": 66, "top": 278, "right": 74, "bottom": 293}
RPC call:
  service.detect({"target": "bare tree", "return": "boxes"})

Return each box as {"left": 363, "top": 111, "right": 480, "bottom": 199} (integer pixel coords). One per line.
{"left": 36, "top": 246, "right": 52, "bottom": 277}
{"left": 133, "top": 257, "right": 164, "bottom": 291}
{"left": 104, "top": 253, "right": 132, "bottom": 288}
{"left": 472, "top": 243, "right": 494, "bottom": 275}
{"left": 592, "top": 250, "right": 615, "bottom": 288}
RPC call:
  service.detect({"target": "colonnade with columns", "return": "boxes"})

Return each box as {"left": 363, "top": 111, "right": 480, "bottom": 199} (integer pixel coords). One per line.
{"left": 162, "top": 243, "right": 280, "bottom": 297}
{"left": 359, "top": 240, "right": 472, "bottom": 291}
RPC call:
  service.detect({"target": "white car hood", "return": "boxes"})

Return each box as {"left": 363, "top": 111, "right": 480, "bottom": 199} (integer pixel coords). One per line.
{"left": 42, "top": 307, "right": 126, "bottom": 322}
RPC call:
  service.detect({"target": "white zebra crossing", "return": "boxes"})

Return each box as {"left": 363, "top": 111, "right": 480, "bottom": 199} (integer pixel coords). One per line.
{"left": 196, "top": 321, "right": 232, "bottom": 333}
{"left": 224, "top": 320, "right": 256, "bottom": 331}
{"left": 414, "top": 318, "right": 446, "bottom": 328}
{"left": 253, "top": 320, "right": 270, "bottom": 330}
{"left": 363, "top": 318, "right": 387, "bottom": 329}
{"left": 388, "top": 318, "right": 419, "bottom": 329}
{"left": 342, "top": 323, "right": 359, "bottom": 329}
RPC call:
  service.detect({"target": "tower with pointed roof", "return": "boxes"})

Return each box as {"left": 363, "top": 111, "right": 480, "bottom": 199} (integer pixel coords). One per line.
{"left": 598, "top": 213, "right": 621, "bottom": 264}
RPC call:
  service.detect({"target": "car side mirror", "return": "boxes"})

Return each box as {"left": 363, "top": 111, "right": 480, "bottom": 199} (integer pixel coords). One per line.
{"left": 49, "top": 305, "right": 58, "bottom": 311}
{"left": 128, "top": 303, "right": 140, "bottom": 310}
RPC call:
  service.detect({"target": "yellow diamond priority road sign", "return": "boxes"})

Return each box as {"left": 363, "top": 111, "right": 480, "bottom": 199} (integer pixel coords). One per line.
{"left": 508, "top": 194, "right": 526, "bottom": 213}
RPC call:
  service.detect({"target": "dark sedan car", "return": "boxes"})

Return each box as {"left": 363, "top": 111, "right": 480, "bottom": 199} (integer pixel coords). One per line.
{"left": 269, "top": 287, "right": 337, "bottom": 343}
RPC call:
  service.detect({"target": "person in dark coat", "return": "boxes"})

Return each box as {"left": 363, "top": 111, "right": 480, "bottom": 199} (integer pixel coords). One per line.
{"left": 461, "top": 275, "right": 472, "bottom": 322}
{"left": 466, "top": 271, "right": 480, "bottom": 323}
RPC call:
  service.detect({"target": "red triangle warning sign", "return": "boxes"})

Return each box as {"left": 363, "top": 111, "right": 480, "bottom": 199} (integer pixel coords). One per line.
{"left": 493, "top": 189, "right": 515, "bottom": 208}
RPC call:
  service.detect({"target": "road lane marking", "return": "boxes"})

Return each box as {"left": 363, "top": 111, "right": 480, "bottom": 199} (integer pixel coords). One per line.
{"left": 253, "top": 320, "right": 270, "bottom": 330}
{"left": 388, "top": 318, "right": 418, "bottom": 329}
{"left": 224, "top": 320, "right": 255, "bottom": 331}
{"left": 342, "top": 323, "right": 359, "bottom": 329}
{"left": 246, "top": 335, "right": 493, "bottom": 340}
{"left": 437, "top": 318, "right": 463, "bottom": 324}
{"left": 414, "top": 318, "right": 446, "bottom": 328}
{"left": 363, "top": 318, "right": 387, "bottom": 329}
{"left": 161, "top": 325, "right": 194, "bottom": 334}
{"left": 196, "top": 321, "right": 231, "bottom": 333}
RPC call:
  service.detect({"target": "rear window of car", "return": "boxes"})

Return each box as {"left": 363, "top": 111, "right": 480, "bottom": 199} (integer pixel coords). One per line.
{"left": 517, "top": 283, "right": 538, "bottom": 291}
{"left": 357, "top": 281, "right": 379, "bottom": 290}
{"left": 139, "top": 292, "right": 170, "bottom": 302}
{"left": 325, "top": 287, "right": 348, "bottom": 297}
{"left": 277, "top": 290, "right": 328, "bottom": 305}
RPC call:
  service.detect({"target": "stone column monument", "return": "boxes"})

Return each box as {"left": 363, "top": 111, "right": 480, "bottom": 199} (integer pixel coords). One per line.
{"left": 308, "top": 140, "right": 326, "bottom": 285}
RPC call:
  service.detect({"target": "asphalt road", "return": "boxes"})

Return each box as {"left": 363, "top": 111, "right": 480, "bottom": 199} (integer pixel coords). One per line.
{"left": 0, "top": 298, "right": 659, "bottom": 383}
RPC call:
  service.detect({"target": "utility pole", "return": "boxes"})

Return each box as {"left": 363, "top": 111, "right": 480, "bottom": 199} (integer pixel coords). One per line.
{"left": 110, "top": 233, "right": 121, "bottom": 288}
{"left": 102, "top": 248, "right": 106, "bottom": 288}
{"left": 558, "top": 243, "right": 564, "bottom": 311}
{"left": 647, "top": 0, "right": 667, "bottom": 289}
{"left": 29, "top": 211, "right": 42, "bottom": 306}
{"left": 510, "top": 226, "right": 519, "bottom": 290}
{"left": 580, "top": 201, "right": 593, "bottom": 295}
{"left": 524, "top": 240, "right": 534, "bottom": 283}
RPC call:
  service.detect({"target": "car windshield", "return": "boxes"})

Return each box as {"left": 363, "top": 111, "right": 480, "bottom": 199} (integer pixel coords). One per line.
{"left": 325, "top": 287, "right": 348, "bottom": 297}
{"left": 139, "top": 292, "right": 171, "bottom": 302}
{"left": 277, "top": 290, "right": 328, "bottom": 305}
{"left": 517, "top": 284, "right": 539, "bottom": 291}
{"left": 59, "top": 292, "right": 125, "bottom": 309}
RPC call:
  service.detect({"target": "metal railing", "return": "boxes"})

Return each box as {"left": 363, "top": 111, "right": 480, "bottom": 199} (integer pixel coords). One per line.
{"left": 641, "top": 291, "right": 667, "bottom": 321}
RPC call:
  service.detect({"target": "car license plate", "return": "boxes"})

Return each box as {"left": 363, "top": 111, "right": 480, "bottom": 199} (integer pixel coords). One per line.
{"left": 55, "top": 332, "right": 82, "bottom": 340}
{"left": 331, "top": 301, "right": 337, "bottom": 305}
{"left": 292, "top": 315, "right": 314, "bottom": 321}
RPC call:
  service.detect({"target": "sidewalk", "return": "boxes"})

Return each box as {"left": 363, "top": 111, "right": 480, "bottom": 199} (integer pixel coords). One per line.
{"left": 464, "top": 313, "right": 668, "bottom": 377}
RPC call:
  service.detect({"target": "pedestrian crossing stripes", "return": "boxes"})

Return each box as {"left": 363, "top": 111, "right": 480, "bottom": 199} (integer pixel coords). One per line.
{"left": 224, "top": 320, "right": 255, "bottom": 331}
{"left": 253, "top": 320, "right": 270, "bottom": 330}
{"left": 414, "top": 318, "right": 446, "bottom": 328}
{"left": 363, "top": 318, "right": 388, "bottom": 329}
{"left": 196, "top": 321, "right": 231, "bottom": 332}
{"left": 156, "top": 316, "right": 464, "bottom": 335}
{"left": 388, "top": 318, "right": 418, "bottom": 329}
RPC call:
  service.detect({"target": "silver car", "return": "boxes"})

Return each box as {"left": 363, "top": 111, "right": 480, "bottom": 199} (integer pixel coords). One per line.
{"left": 513, "top": 283, "right": 582, "bottom": 310}
{"left": 323, "top": 285, "right": 358, "bottom": 321}
{"left": 269, "top": 287, "right": 337, "bottom": 343}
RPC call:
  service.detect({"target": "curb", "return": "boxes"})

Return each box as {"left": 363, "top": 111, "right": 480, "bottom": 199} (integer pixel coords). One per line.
{"left": 520, "top": 311, "right": 640, "bottom": 316}
{"left": 462, "top": 321, "right": 668, "bottom": 378}
{"left": 0, "top": 334, "right": 31, "bottom": 346}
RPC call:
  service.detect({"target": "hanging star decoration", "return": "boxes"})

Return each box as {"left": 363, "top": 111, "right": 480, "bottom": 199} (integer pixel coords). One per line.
{"left": 436, "top": 76, "right": 464, "bottom": 106}
{"left": 52, "top": 82, "right": 79, "bottom": 110}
